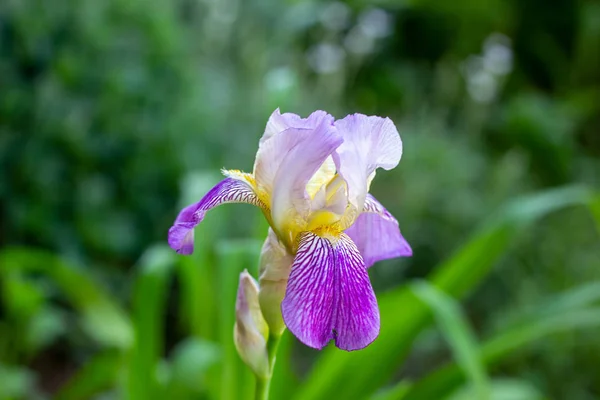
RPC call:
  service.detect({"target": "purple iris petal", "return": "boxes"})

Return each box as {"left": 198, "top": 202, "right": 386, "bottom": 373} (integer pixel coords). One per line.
{"left": 333, "top": 114, "right": 403, "bottom": 217}
{"left": 333, "top": 234, "right": 380, "bottom": 350}
{"left": 168, "top": 178, "right": 263, "bottom": 255}
{"left": 281, "top": 232, "right": 336, "bottom": 349}
{"left": 281, "top": 232, "right": 379, "bottom": 351}
{"left": 261, "top": 109, "right": 333, "bottom": 145}
{"left": 345, "top": 194, "right": 412, "bottom": 268}
{"left": 254, "top": 112, "right": 343, "bottom": 231}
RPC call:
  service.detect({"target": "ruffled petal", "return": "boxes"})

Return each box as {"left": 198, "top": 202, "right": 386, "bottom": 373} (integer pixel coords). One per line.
{"left": 333, "top": 114, "right": 403, "bottom": 228}
{"left": 344, "top": 194, "right": 412, "bottom": 268}
{"left": 270, "top": 128, "right": 343, "bottom": 238}
{"left": 254, "top": 110, "right": 336, "bottom": 197}
{"left": 281, "top": 232, "right": 380, "bottom": 351}
{"left": 168, "top": 177, "right": 264, "bottom": 255}
{"left": 253, "top": 111, "right": 342, "bottom": 243}
{"left": 260, "top": 108, "right": 332, "bottom": 145}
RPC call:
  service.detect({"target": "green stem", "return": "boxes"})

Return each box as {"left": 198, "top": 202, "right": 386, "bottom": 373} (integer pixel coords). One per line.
{"left": 254, "top": 377, "right": 269, "bottom": 400}
{"left": 254, "top": 334, "right": 281, "bottom": 400}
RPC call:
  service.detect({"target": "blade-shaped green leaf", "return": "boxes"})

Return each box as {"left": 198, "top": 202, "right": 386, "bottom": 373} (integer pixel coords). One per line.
{"left": 589, "top": 193, "right": 600, "bottom": 237}
{"left": 371, "top": 381, "right": 412, "bottom": 400}
{"left": 506, "top": 280, "right": 600, "bottom": 324}
{"left": 448, "top": 378, "right": 546, "bottom": 400}
{"left": 0, "top": 248, "right": 133, "bottom": 349}
{"left": 55, "top": 350, "right": 124, "bottom": 400}
{"left": 402, "top": 307, "right": 600, "bottom": 399}
{"left": 126, "top": 244, "right": 177, "bottom": 400}
{"left": 0, "top": 364, "right": 34, "bottom": 399}
{"left": 268, "top": 331, "right": 299, "bottom": 400}
{"left": 411, "top": 281, "right": 490, "bottom": 400}
{"left": 164, "top": 338, "right": 221, "bottom": 398}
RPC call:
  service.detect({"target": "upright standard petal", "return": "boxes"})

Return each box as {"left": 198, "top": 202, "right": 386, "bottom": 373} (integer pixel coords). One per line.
{"left": 168, "top": 177, "right": 265, "bottom": 255}
{"left": 260, "top": 108, "right": 333, "bottom": 145}
{"left": 345, "top": 194, "right": 412, "bottom": 268}
{"left": 281, "top": 232, "right": 380, "bottom": 351}
{"left": 254, "top": 112, "right": 343, "bottom": 245}
{"left": 254, "top": 110, "right": 337, "bottom": 198}
{"left": 333, "top": 114, "right": 403, "bottom": 228}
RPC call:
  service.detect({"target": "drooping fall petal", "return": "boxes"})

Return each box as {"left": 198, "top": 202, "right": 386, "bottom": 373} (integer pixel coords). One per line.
{"left": 168, "top": 177, "right": 265, "bottom": 254}
{"left": 281, "top": 232, "right": 380, "bottom": 351}
{"left": 332, "top": 234, "right": 380, "bottom": 350}
{"left": 280, "top": 232, "right": 336, "bottom": 349}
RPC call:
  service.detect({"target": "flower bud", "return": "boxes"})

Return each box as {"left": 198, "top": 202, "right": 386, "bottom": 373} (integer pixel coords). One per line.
{"left": 258, "top": 229, "right": 293, "bottom": 337}
{"left": 234, "top": 270, "right": 269, "bottom": 378}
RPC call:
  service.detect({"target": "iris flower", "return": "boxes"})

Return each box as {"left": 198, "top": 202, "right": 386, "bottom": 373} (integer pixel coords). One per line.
{"left": 169, "top": 109, "right": 411, "bottom": 351}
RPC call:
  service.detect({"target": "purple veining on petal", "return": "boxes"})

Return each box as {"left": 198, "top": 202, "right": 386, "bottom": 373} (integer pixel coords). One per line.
{"left": 281, "top": 232, "right": 336, "bottom": 349}
{"left": 345, "top": 194, "right": 412, "bottom": 268}
{"left": 281, "top": 232, "right": 380, "bottom": 351}
{"left": 168, "top": 178, "right": 263, "bottom": 255}
{"left": 332, "top": 234, "right": 380, "bottom": 351}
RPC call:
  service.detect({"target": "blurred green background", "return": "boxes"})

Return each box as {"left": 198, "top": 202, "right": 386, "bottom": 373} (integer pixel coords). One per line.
{"left": 1, "top": 0, "right": 599, "bottom": 399}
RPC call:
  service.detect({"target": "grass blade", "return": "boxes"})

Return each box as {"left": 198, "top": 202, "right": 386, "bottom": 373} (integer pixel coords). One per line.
{"left": 164, "top": 338, "right": 221, "bottom": 398}
{"left": 448, "top": 378, "right": 545, "bottom": 400}
{"left": 268, "top": 331, "right": 299, "bottom": 400}
{"left": 371, "top": 381, "right": 412, "bottom": 400}
{"left": 55, "top": 350, "right": 123, "bottom": 400}
{"left": 511, "top": 281, "right": 600, "bottom": 323}
{"left": 402, "top": 304, "right": 600, "bottom": 399}
{"left": 126, "top": 245, "right": 177, "bottom": 400}
{"left": 0, "top": 248, "right": 132, "bottom": 349}
{"left": 0, "top": 364, "right": 34, "bottom": 399}
{"left": 410, "top": 281, "right": 490, "bottom": 400}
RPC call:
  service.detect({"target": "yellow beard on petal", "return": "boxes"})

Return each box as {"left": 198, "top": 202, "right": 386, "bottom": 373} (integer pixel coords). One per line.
{"left": 306, "top": 210, "right": 342, "bottom": 232}
{"left": 224, "top": 163, "right": 349, "bottom": 254}
{"left": 279, "top": 209, "right": 343, "bottom": 253}
{"left": 222, "top": 169, "right": 271, "bottom": 207}
{"left": 221, "top": 168, "right": 256, "bottom": 186}
{"left": 311, "top": 224, "right": 342, "bottom": 244}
